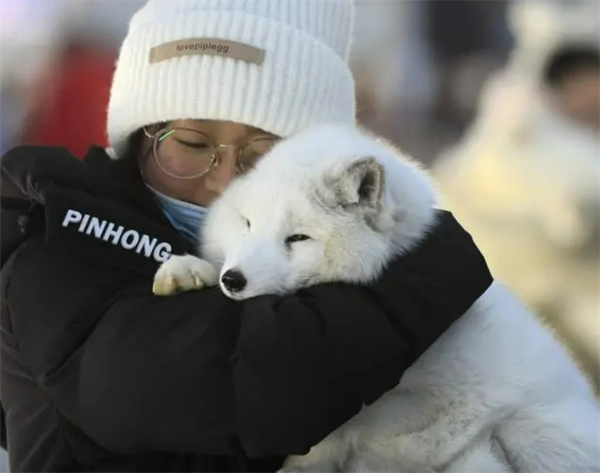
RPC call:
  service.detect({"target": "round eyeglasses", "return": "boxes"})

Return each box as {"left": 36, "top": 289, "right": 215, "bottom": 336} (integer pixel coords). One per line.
{"left": 143, "top": 127, "right": 279, "bottom": 180}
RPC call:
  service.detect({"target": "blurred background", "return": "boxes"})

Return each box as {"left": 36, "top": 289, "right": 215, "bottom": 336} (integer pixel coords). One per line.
{"left": 0, "top": 0, "right": 598, "bottom": 463}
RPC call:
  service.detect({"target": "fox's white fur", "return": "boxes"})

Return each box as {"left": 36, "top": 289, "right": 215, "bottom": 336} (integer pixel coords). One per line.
{"left": 153, "top": 124, "right": 600, "bottom": 472}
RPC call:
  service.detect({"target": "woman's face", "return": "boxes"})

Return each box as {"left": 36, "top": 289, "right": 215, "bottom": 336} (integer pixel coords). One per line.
{"left": 552, "top": 69, "right": 600, "bottom": 132}
{"left": 140, "top": 120, "right": 279, "bottom": 206}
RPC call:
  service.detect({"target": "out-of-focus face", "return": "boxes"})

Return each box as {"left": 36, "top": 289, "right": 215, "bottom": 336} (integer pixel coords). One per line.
{"left": 552, "top": 69, "right": 600, "bottom": 132}
{"left": 140, "top": 119, "right": 279, "bottom": 206}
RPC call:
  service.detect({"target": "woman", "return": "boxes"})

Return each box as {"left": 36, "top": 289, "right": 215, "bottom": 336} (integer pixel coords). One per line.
{"left": 0, "top": 1, "right": 492, "bottom": 471}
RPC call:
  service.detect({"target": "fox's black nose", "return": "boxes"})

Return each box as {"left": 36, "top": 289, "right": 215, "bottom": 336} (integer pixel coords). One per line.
{"left": 221, "top": 269, "right": 247, "bottom": 293}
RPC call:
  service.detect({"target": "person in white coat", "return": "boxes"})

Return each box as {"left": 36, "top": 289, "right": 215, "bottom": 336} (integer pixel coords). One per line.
{"left": 433, "top": 0, "right": 600, "bottom": 388}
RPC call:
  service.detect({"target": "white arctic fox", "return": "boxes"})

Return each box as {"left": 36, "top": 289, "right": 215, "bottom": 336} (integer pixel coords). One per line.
{"left": 153, "top": 124, "right": 600, "bottom": 472}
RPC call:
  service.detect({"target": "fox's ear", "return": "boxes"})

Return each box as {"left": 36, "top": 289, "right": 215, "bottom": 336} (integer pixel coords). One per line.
{"left": 324, "top": 157, "right": 385, "bottom": 213}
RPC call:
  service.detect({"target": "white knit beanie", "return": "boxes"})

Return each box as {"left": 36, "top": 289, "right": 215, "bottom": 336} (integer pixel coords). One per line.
{"left": 107, "top": 0, "right": 356, "bottom": 158}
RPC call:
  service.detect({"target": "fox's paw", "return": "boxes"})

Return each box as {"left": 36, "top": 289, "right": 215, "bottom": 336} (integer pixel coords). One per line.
{"left": 153, "top": 254, "right": 218, "bottom": 295}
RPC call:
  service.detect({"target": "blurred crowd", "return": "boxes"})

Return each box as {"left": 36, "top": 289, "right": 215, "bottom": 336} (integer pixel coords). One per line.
{"left": 1, "top": 0, "right": 598, "bottom": 421}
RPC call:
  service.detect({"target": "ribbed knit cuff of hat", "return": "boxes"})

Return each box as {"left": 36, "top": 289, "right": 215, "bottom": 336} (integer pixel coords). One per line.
{"left": 107, "top": 3, "right": 357, "bottom": 158}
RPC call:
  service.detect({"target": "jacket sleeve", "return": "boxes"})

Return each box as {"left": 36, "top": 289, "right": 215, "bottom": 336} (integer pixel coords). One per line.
{"left": 2, "top": 212, "right": 492, "bottom": 457}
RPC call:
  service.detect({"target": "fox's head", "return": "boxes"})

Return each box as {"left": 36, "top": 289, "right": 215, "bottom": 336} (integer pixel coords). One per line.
{"left": 201, "top": 124, "right": 437, "bottom": 300}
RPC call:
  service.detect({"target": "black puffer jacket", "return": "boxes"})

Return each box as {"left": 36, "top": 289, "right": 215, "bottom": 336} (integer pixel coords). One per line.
{"left": 0, "top": 145, "right": 492, "bottom": 472}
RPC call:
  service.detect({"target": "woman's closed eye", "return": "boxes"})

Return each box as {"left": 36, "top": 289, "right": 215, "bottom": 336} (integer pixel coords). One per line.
{"left": 174, "top": 138, "right": 210, "bottom": 150}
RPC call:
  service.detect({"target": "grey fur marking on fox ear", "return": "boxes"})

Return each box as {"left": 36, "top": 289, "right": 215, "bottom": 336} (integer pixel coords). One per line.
{"left": 330, "top": 157, "right": 385, "bottom": 211}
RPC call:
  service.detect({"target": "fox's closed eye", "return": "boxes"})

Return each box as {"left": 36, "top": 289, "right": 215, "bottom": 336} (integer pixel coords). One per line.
{"left": 244, "top": 218, "right": 251, "bottom": 229}
{"left": 285, "top": 234, "right": 311, "bottom": 245}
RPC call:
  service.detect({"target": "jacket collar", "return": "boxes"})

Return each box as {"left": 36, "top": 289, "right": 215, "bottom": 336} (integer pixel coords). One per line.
{"left": 83, "top": 146, "right": 172, "bottom": 227}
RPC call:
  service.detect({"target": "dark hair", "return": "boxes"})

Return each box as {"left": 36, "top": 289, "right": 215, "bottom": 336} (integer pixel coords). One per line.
{"left": 543, "top": 44, "right": 600, "bottom": 88}
{"left": 121, "top": 128, "right": 147, "bottom": 162}
{"left": 120, "top": 122, "right": 168, "bottom": 163}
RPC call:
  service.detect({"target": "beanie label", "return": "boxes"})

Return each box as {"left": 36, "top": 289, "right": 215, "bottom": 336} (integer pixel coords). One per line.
{"left": 149, "top": 38, "right": 265, "bottom": 65}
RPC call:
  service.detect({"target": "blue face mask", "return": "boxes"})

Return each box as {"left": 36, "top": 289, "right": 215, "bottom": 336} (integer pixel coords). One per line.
{"left": 146, "top": 184, "right": 208, "bottom": 246}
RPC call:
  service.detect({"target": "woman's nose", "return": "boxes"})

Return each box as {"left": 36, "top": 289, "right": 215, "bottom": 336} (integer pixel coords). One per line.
{"left": 209, "top": 147, "right": 238, "bottom": 192}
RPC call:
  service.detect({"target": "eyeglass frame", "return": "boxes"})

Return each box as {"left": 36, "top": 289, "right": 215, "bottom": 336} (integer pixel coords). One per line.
{"left": 142, "top": 126, "right": 279, "bottom": 180}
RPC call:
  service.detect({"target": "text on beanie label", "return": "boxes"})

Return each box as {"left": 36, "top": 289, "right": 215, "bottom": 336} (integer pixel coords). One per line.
{"left": 149, "top": 38, "right": 265, "bottom": 65}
